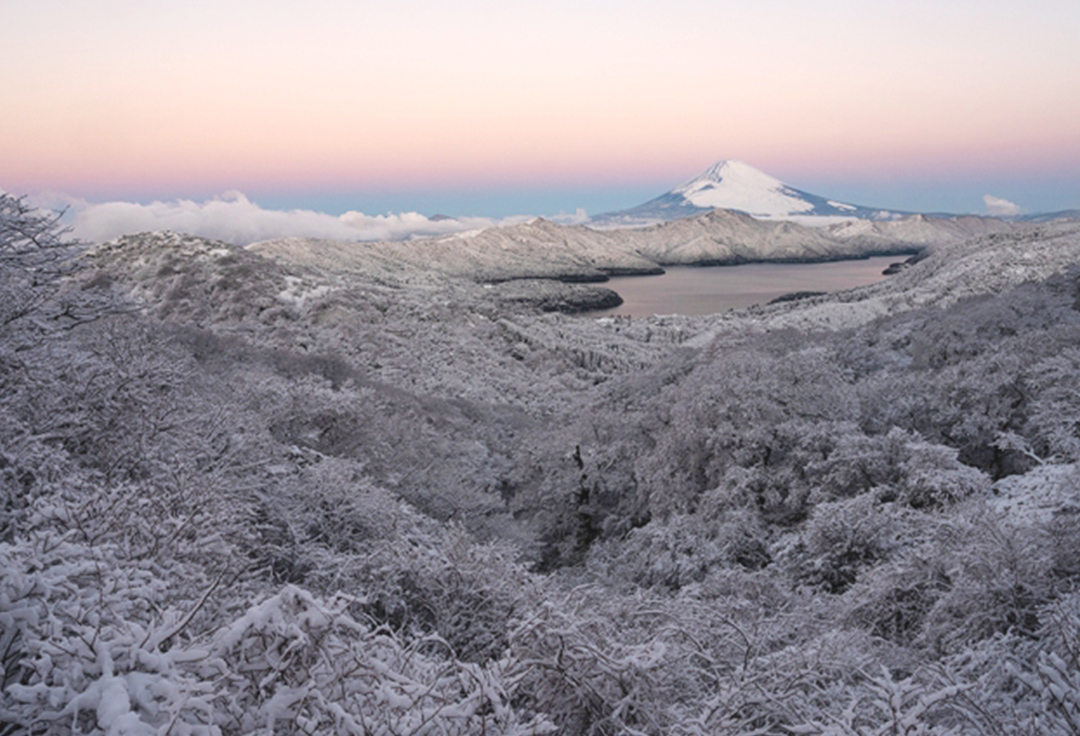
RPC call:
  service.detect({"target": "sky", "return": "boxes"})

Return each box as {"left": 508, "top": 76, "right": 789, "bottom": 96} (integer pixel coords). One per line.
{"left": 3, "top": 0, "right": 1079, "bottom": 242}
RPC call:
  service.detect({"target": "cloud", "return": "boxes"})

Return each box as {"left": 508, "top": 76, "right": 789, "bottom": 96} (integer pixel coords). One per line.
{"left": 548, "top": 207, "right": 590, "bottom": 225}
{"left": 32, "top": 191, "right": 516, "bottom": 246}
{"left": 983, "top": 194, "right": 1022, "bottom": 217}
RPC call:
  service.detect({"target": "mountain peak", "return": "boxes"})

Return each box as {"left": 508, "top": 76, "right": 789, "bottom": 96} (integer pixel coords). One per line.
{"left": 671, "top": 160, "right": 802, "bottom": 216}
{"left": 686, "top": 159, "right": 770, "bottom": 183}
{"left": 592, "top": 160, "right": 898, "bottom": 226}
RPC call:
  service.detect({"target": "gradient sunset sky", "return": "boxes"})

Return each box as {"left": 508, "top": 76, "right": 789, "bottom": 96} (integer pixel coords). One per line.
{"left": 3, "top": 0, "right": 1079, "bottom": 218}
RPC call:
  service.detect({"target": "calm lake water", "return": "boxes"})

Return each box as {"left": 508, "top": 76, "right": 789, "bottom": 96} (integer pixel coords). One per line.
{"left": 590, "top": 256, "right": 902, "bottom": 317}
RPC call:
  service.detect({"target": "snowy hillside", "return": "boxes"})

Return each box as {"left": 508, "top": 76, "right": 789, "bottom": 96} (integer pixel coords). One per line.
{"left": 9, "top": 190, "right": 1080, "bottom": 735}
{"left": 246, "top": 205, "right": 1029, "bottom": 295}
{"left": 249, "top": 218, "right": 662, "bottom": 285}
{"left": 616, "top": 207, "right": 906, "bottom": 265}
{"left": 825, "top": 213, "right": 1017, "bottom": 249}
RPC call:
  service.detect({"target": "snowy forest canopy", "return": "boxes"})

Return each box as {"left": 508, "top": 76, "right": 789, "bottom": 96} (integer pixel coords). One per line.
{"left": 4, "top": 192, "right": 1080, "bottom": 734}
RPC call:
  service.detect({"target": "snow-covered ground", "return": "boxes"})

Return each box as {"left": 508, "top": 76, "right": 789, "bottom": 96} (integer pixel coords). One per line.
{"left": 10, "top": 194, "right": 1080, "bottom": 735}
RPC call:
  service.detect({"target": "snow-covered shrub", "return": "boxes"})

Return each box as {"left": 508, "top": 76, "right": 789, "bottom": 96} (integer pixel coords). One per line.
{"left": 0, "top": 193, "right": 117, "bottom": 346}
{"left": 586, "top": 516, "right": 731, "bottom": 591}
{"left": 893, "top": 437, "right": 991, "bottom": 509}
{"left": 704, "top": 627, "right": 886, "bottom": 734}
{"left": 1010, "top": 650, "right": 1080, "bottom": 734}
{"left": 845, "top": 552, "right": 951, "bottom": 649}
{"left": 352, "top": 528, "right": 533, "bottom": 665}
{"left": 0, "top": 539, "right": 551, "bottom": 736}
{"left": 586, "top": 508, "right": 771, "bottom": 591}
{"left": 250, "top": 456, "right": 416, "bottom": 584}
{"left": 623, "top": 337, "right": 857, "bottom": 520}
{"left": 261, "top": 365, "right": 515, "bottom": 534}
{"left": 804, "top": 427, "right": 912, "bottom": 502}
{"left": 917, "top": 510, "right": 1051, "bottom": 654}
{"left": 794, "top": 494, "right": 904, "bottom": 594}
{"left": 851, "top": 279, "right": 1080, "bottom": 479}
{"left": 1019, "top": 592, "right": 1080, "bottom": 730}
{"left": 0, "top": 534, "right": 226, "bottom": 736}
{"left": 805, "top": 428, "right": 990, "bottom": 509}
{"left": 1024, "top": 348, "right": 1080, "bottom": 462}
{"left": 839, "top": 503, "right": 1056, "bottom": 657}
{"left": 787, "top": 665, "right": 981, "bottom": 736}
{"left": 501, "top": 580, "right": 845, "bottom": 735}
{"left": 209, "top": 585, "right": 554, "bottom": 736}
{"left": 503, "top": 591, "right": 692, "bottom": 736}
{"left": 252, "top": 456, "right": 532, "bottom": 664}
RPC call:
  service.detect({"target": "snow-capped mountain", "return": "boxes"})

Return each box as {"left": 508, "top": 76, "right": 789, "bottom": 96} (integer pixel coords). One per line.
{"left": 592, "top": 160, "right": 898, "bottom": 226}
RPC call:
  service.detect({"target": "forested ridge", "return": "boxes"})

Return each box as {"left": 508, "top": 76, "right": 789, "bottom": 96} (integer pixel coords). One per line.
{"left": 4, "top": 192, "right": 1080, "bottom": 734}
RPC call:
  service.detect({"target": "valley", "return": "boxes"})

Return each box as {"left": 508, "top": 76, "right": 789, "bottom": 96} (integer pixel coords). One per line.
{"left": 3, "top": 186, "right": 1080, "bottom": 735}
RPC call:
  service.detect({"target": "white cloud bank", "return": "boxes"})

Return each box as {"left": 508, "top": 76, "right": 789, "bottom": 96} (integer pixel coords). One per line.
{"left": 983, "top": 194, "right": 1022, "bottom": 217}
{"left": 548, "top": 207, "right": 590, "bottom": 226}
{"left": 32, "top": 191, "right": 540, "bottom": 246}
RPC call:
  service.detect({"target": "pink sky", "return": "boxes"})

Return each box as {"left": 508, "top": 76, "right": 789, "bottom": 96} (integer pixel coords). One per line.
{"left": 3, "top": 0, "right": 1079, "bottom": 216}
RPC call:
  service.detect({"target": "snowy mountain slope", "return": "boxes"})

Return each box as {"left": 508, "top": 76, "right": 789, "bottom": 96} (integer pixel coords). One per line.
{"left": 249, "top": 219, "right": 662, "bottom": 284}
{"left": 675, "top": 160, "right": 816, "bottom": 215}
{"left": 592, "top": 160, "right": 895, "bottom": 225}
{"left": 825, "top": 214, "right": 1019, "bottom": 249}
{"left": 613, "top": 208, "right": 910, "bottom": 265}
{"left": 84, "top": 230, "right": 688, "bottom": 409}
{"left": 87, "top": 230, "right": 307, "bottom": 327}
{"left": 1020, "top": 209, "right": 1080, "bottom": 223}
{"left": 250, "top": 207, "right": 928, "bottom": 287}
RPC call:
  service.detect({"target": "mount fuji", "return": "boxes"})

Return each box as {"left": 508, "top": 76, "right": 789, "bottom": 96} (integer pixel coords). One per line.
{"left": 592, "top": 160, "right": 900, "bottom": 226}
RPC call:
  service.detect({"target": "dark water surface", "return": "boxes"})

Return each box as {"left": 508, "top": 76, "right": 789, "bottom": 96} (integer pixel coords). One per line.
{"left": 591, "top": 256, "right": 901, "bottom": 317}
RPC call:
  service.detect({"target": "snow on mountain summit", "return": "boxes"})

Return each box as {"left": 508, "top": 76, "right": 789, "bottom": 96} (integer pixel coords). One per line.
{"left": 592, "top": 160, "right": 897, "bottom": 226}
{"left": 672, "top": 160, "right": 816, "bottom": 217}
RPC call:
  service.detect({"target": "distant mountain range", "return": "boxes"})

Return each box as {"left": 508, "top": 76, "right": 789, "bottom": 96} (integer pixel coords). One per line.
{"left": 1021, "top": 209, "right": 1080, "bottom": 223}
{"left": 242, "top": 206, "right": 1022, "bottom": 291}
{"left": 591, "top": 160, "right": 1076, "bottom": 227}
{"left": 235, "top": 164, "right": 1039, "bottom": 285}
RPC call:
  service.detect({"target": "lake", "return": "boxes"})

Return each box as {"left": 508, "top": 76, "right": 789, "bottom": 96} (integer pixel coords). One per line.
{"left": 589, "top": 255, "right": 902, "bottom": 317}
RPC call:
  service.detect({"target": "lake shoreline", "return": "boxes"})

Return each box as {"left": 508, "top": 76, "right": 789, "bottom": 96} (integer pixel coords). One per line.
{"left": 585, "top": 254, "right": 907, "bottom": 318}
